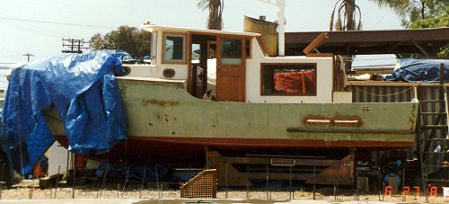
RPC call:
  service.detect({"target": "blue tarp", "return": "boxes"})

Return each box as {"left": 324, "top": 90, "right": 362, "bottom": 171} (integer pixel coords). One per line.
{"left": 384, "top": 59, "right": 449, "bottom": 82}
{"left": 2, "top": 50, "right": 128, "bottom": 176}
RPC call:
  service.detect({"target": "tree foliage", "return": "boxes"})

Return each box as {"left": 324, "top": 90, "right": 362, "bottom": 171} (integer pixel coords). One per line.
{"left": 408, "top": 6, "right": 449, "bottom": 29}
{"left": 408, "top": 6, "right": 449, "bottom": 57}
{"left": 370, "top": 0, "right": 449, "bottom": 27}
{"left": 370, "top": 1, "right": 449, "bottom": 57}
{"left": 197, "top": 0, "right": 224, "bottom": 30}
{"left": 90, "top": 26, "right": 151, "bottom": 58}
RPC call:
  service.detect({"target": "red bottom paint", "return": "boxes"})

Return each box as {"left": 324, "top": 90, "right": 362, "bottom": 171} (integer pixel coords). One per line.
{"left": 54, "top": 135, "right": 413, "bottom": 165}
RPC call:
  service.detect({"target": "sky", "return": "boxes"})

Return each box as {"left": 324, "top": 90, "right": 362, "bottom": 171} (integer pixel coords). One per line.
{"left": 0, "top": 0, "right": 403, "bottom": 64}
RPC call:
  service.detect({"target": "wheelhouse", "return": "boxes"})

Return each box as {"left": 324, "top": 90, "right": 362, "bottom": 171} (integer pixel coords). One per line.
{"left": 124, "top": 25, "right": 336, "bottom": 104}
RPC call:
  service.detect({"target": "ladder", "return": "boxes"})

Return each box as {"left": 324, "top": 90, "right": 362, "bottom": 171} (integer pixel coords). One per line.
{"left": 417, "top": 63, "right": 449, "bottom": 200}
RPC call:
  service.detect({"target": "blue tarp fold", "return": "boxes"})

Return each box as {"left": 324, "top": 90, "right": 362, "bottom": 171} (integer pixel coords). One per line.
{"left": 2, "top": 50, "right": 128, "bottom": 176}
{"left": 384, "top": 59, "right": 449, "bottom": 82}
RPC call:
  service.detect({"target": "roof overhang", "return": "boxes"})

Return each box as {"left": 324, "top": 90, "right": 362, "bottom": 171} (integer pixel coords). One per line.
{"left": 140, "top": 25, "right": 260, "bottom": 37}
{"left": 285, "top": 28, "right": 449, "bottom": 57}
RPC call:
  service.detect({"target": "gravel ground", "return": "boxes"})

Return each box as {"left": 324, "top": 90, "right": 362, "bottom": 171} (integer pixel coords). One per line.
{"left": 0, "top": 180, "right": 447, "bottom": 203}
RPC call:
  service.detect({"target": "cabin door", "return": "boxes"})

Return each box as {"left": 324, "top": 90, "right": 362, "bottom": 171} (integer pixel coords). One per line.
{"left": 216, "top": 36, "right": 246, "bottom": 102}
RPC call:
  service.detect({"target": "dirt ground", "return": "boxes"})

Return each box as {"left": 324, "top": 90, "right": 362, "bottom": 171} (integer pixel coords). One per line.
{"left": 0, "top": 180, "right": 448, "bottom": 203}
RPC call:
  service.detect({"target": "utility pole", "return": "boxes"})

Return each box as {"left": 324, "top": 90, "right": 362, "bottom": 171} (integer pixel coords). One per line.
{"left": 22, "top": 53, "right": 34, "bottom": 62}
{"left": 62, "top": 38, "right": 90, "bottom": 53}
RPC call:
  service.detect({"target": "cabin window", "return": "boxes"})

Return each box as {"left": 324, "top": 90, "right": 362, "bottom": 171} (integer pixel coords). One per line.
{"left": 220, "top": 39, "right": 242, "bottom": 65}
{"left": 261, "top": 63, "right": 317, "bottom": 96}
{"left": 191, "top": 43, "right": 200, "bottom": 63}
{"left": 150, "top": 32, "right": 157, "bottom": 63}
{"left": 163, "top": 33, "right": 186, "bottom": 63}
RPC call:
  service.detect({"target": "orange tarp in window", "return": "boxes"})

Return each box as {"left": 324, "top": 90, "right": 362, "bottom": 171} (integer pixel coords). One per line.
{"left": 274, "top": 70, "right": 315, "bottom": 95}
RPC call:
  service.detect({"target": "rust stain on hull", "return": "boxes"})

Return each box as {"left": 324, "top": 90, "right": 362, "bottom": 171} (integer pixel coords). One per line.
{"left": 142, "top": 99, "right": 180, "bottom": 106}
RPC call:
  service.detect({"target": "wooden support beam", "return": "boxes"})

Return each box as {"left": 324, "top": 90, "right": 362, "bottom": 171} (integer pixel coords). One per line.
{"left": 206, "top": 151, "right": 250, "bottom": 187}
{"left": 305, "top": 153, "right": 354, "bottom": 185}
{"left": 247, "top": 166, "right": 326, "bottom": 173}
{"left": 225, "top": 156, "right": 339, "bottom": 167}
{"left": 244, "top": 154, "right": 326, "bottom": 159}
{"left": 412, "top": 41, "right": 432, "bottom": 58}
{"left": 249, "top": 172, "right": 314, "bottom": 181}
{"left": 306, "top": 53, "right": 333, "bottom": 58}
{"left": 303, "top": 32, "right": 329, "bottom": 55}
{"left": 206, "top": 151, "right": 354, "bottom": 186}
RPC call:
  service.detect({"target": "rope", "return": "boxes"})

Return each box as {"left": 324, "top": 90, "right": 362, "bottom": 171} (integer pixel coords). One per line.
{"left": 355, "top": 86, "right": 414, "bottom": 97}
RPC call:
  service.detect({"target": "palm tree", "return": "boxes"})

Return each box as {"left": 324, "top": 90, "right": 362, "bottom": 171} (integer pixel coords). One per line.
{"left": 329, "top": 0, "right": 362, "bottom": 31}
{"left": 330, "top": 0, "right": 439, "bottom": 31}
{"left": 329, "top": 0, "right": 363, "bottom": 82}
{"left": 197, "top": 0, "right": 224, "bottom": 30}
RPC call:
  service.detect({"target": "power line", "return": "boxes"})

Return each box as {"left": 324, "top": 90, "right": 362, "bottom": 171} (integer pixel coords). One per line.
{"left": 0, "top": 16, "right": 115, "bottom": 29}
{"left": 20, "top": 21, "right": 64, "bottom": 38}
{"left": 0, "top": 19, "right": 62, "bottom": 39}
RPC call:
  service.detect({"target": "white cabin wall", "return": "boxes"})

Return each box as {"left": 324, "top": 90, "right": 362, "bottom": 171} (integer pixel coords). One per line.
{"left": 124, "top": 64, "right": 188, "bottom": 80}
{"left": 246, "top": 38, "right": 333, "bottom": 103}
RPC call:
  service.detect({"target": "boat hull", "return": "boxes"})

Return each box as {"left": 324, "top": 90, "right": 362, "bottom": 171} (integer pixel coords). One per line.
{"left": 46, "top": 77, "right": 418, "bottom": 162}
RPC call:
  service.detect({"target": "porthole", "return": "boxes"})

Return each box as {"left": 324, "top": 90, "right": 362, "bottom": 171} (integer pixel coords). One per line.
{"left": 121, "top": 66, "right": 131, "bottom": 76}
{"left": 163, "top": 68, "right": 176, "bottom": 78}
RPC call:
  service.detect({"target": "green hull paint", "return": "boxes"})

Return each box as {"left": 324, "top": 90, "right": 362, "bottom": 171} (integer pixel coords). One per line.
{"left": 114, "top": 78, "right": 417, "bottom": 145}
{"left": 45, "top": 78, "right": 418, "bottom": 148}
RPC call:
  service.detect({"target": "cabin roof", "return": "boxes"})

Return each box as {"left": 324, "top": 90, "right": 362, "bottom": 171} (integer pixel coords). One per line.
{"left": 141, "top": 25, "right": 260, "bottom": 37}
{"left": 285, "top": 28, "right": 449, "bottom": 57}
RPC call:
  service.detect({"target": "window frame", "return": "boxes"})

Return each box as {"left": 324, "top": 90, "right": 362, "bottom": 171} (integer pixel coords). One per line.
{"left": 245, "top": 38, "right": 251, "bottom": 59}
{"left": 260, "top": 63, "right": 318, "bottom": 96}
{"left": 161, "top": 32, "right": 187, "bottom": 64}
{"left": 150, "top": 32, "right": 158, "bottom": 64}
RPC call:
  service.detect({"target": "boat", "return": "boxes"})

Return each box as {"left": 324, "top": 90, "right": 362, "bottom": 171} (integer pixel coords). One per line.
{"left": 0, "top": 2, "right": 437, "bottom": 187}
{"left": 43, "top": 24, "right": 418, "bottom": 167}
